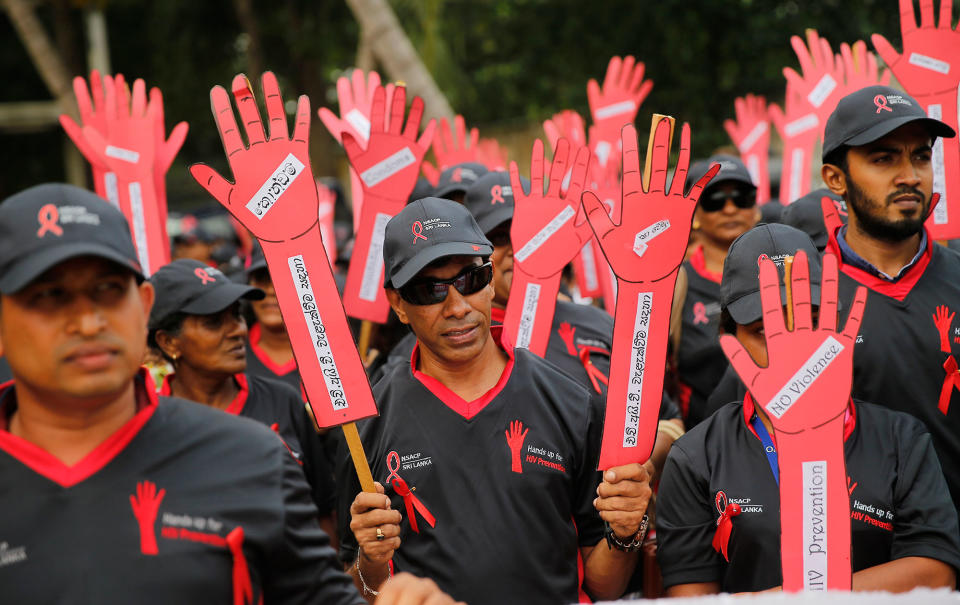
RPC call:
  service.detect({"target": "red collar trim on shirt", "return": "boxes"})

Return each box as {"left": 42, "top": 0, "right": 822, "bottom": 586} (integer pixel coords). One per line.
{"left": 0, "top": 369, "right": 158, "bottom": 488}
{"left": 689, "top": 246, "right": 723, "bottom": 284}
{"left": 249, "top": 322, "right": 297, "bottom": 376}
{"left": 490, "top": 306, "right": 506, "bottom": 325}
{"left": 825, "top": 225, "right": 932, "bottom": 302}
{"left": 409, "top": 326, "right": 514, "bottom": 420}
{"left": 742, "top": 391, "right": 856, "bottom": 444}
{"left": 159, "top": 372, "right": 250, "bottom": 415}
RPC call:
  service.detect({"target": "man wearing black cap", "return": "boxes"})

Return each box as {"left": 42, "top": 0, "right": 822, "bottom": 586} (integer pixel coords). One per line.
{"left": 819, "top": 84, "right": 960, "bottom": 518}
{"left": 675, "top": 155, "right": 759, "bottom": 426}
{"left": 0, "top": 183, "right": 451, "bottom": 604}
{"left": 431, "top": 162, "right": 488, "bottom": 203}
{"left": 340, "top": 197, "right": 651, "bottom": 605}
{"left": 658, "top": 223, "right": 960, "bottom": 595}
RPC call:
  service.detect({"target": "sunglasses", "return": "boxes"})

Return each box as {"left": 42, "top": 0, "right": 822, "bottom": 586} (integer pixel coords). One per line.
{"left": 699, "top": 188, "right": 757, "bottom": 212}
{"left": 399, "top": 262, "right": 493, "bottom": 305}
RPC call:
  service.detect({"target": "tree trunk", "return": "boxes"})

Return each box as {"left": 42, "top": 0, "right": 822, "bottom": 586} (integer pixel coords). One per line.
{"left": 232, "top": 0, "right": 265, "bottom": 79}
{"left": 1, "top": 0, "right": 77, "bottom": 119}
{"left": 343, "top": 0, "right": 453, "bottom": 121}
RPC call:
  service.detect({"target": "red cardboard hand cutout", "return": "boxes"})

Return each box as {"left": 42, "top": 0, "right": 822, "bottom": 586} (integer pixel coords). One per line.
{"left": 783, "top": 30, "right": 844, "bottom": 139}
{"left": 477, "top": 137, "right": 509, "bottom": 170}
{"left": 720, "top": 252, "right": 866, "bottom": 592}
{"left": 502, "top": 138, "right": 591, "bottom": 355}
{"left": 543, "top": 110, "right": 588, "bottom": 153}
{"left": 149, "top": 86, "right": 189, "bottom": 261}
{"left": 724, "top": 94, "right": 771, "bottom": 205}
{"left": 431, "top": 115, "right": 479, "bottom": 170}
{"left": 838, "top": 40, "right": 891, "bottom": 94}
{"left": 61, "top": 70, "right": 114, "bottom": 203}
{"left": 78, "top": 77, "right": 168, "bottom": 276}
{"left": 872, "top": 0, "right": 960, "bottom": 239}
{"left": 341, "top": 85, "right": 435, "bottom": 323}
{"left": 189, "top": 72, "right": 377, "bottom": 428}
{"left": 769, "top": 81, "right": 819, "bottom": 203}
{"left": 587, "top": 56, "right": 654, "bottom": 168}
{"left": 584, "top": 120, "right": 718, "bottom": 469}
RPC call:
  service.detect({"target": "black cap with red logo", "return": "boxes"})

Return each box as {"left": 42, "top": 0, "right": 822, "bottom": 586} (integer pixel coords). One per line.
{"left": 0, "top": 183, "right": 143, "bottom": 294}
{"left": 433, "top": 162, "right": 489, "bottom": 199}
{"left": 823, "top": 85, "right": 956, "bottom": 159}
{"left": 464, "top": 171, "right": 530, "bottom": 235}
{"left": 148, "top": 259, "right": 264, "bottom": 330}
{"left": 382, "top": 197, "right": 492, "bottom": 288}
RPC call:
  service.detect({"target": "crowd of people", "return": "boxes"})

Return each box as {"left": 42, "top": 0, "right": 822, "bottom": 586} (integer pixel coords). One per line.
{"left": 3, "top": 29, "right": 960, "bottom": 604}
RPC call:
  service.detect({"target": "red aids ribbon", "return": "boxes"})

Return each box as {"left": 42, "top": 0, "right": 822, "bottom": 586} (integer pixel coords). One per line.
{"left": 939, "top": 355, "right": 960, "bottom": 415}
{"left": 386, "top": 451, "right": 435, "bottom": 533}
{"left": 578, "top": 345, "right": 610, "bottom": 394}
{"left": 874, "top": 95, "right": 892, "bottom": 114}
{"left": 711, "top": 491, "right": 741, "bottom": 562}
{"left": 692, "top": 301, "right": 709, "bottom": 325}
{"left": 194, "top": 267, "right": 216, "bottom": 284}
{"left": 225, "top": 527, "right": 254, "bottom": 605}
{"left": 36, "top": 204, "right": 63, "bottom": 238}
{"left": 452, "top": 167, "right": 462, "bottom": 182}
{"left": 412, "top": 221, "right": 427, "bottom": 244}
{"left": 490, "top": 185, "right": 505, "bottom": 205}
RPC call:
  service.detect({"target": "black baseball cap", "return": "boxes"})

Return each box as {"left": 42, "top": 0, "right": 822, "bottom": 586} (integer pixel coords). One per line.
{"left": 464, "top": 171, "right": 530, "bottom": 235}
{"left": 148, "top": 259, "right": 264, "bottom": 330}
{"left": 245, "top": 240, "right": 267, "bottom": 276}
{"left": 823, "top": 85, "right": 955, "bottom": 159}
{"left": 0, "top": 183, "right": 143, "bottom": 294}
{"left": 685, "top": 154, "right": 755, "bottom": 195}
{"left": 383, "top": 197, "right": 493, "bottom": 288}
{"left": 408, "top": 178, "right": 435, "bottom": 205}
{"left": 434, "top": 162, "right": 489, "bottom": 199}
{"left": 780, "top": 189, "right": 847, "bottom": 251}
{"left": 721, "top": 224, "right": 822, "bottom": 325}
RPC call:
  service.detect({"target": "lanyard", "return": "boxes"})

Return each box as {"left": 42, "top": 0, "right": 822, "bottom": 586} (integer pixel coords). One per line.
{"left": 750, "top": 413, "right": 779, "bottom": 485}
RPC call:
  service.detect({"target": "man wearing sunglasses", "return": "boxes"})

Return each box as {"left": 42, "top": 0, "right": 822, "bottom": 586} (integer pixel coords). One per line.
{"left": 340, "top": 197, "right": 651, "bottom": 605}
{"left": 675, "top": 155, "right": 760, "bottom": 428}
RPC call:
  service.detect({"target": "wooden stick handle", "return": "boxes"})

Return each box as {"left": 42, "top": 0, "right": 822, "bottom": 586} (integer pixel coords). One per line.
{"left": 784, "top": 256, "right": 794, "bottom": 331}
{"left": 358, "top": 320, "right": 374, "bottom": 365}
{"left": 642, "top": 113, "right": 676, "bottom": 191}
{"left": 342, "top": 421, "right": 377, "bottom": 493}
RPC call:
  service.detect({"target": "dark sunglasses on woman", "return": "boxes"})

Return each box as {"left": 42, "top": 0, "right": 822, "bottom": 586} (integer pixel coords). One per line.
{"left": 398, "top": 262, "right": 493, "bottom": 305}
{"left": 699, "top": 187, "right": 757, "bottom": 213}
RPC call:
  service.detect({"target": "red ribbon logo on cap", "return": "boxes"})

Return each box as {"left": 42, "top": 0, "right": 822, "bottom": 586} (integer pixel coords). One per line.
{"left": 490, "top": 185, "right": 505, "bottom": 205}
{"left": 452, "top": 167, "right": 462, "bottom": 183}
{"left": 37, "top": 204, "right": 64, "bottom": 238}
{"left": 387, "top": 451, "right": 435, "bottom": 533}
{"left": 194, "top": 267, "right": 216, "bottom": 285}
{"left": 412, "top": 221, "right": 427, "bottom": 244}
{"left": 693, "top": 301, "right": 709, "bottom": 325}
{"left": 874, "top": 95, "right": 893, "bottom": 114}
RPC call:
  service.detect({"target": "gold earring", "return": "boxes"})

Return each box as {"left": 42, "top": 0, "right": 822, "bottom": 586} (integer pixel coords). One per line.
{"left": 692, "top": 219, "right": 701, "bottom": 230}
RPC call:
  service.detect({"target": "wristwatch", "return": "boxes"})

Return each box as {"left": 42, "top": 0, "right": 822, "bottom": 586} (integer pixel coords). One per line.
{"left": 604, "top": 514, "right": 649, "bottom": 552}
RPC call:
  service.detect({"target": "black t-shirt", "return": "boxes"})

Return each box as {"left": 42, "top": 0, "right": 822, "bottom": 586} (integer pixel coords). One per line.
{"left": 339, "top": 337, "right": 606, "bottom": 605}
{"left": 245, "top": 322, "right": 303, "bottom": 393}
{"left": 678, "top": 251, "right": 727, "bottom": 427}
{"left": 833, "top": 240, "right": 960, "bottom": 518}
{"left": 160, "top": 372, "right": 335, "bottom": 516}
{"left": 704, "top": 365, "right": 747, "bottom": 421}
{"left": 657, "top": 397, "right": 960, "bottom": 593}
{"left": 0, "top": 373, "right": 362, "bottom": 605}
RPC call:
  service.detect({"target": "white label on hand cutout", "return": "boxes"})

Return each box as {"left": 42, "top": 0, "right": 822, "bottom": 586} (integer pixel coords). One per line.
{"left": 580, "top": 242, "right": 598, "bottom": 291}
{"left": 785, "top": 114, "right": 819, "bottom": 138}
{"left": 807, "top": 74, "right": 837, "bottom": 108}
{"left": 790, "top": 148, "right": 805, "bottom": 203}
{"left": 360, "top": 147, "right": 416, "bottom": 188}
{"left": 738, "top": 122, "right": 768, "bottom": 152}
{"left": 764, "top": 336, "right": 844, "bottom": 419}
{"left": 516, "top": 283, "right": 541, "bottom": 349}
{"left": 128, "top": 182, "right": 150, "bottom": 276}
{"left": 594, "top": 100, "right": 637, "bottom": 120}
{"left": 359, "top": 213, "right": 391, "bottom": 302}
{"left": 909, "top": 53, "right": 951, "bottom": 75}
{"left": 104, "top": 172, "right": 119, "bottom": 208}
{"left": 514, "top": 206, "right": 576, "bottom": 262}
{"left": 633, "top": 220, "right": 670, "bottom": 257}
{"left": 624, "top": 291, "right": 653, "bottom": 448}
{"left": 105, "top": 145, "right": 140, "bottom": 164}
{"left": 803, "top": 460, "right": 828, "bottom": 591}
{"left": 288, "top": 255, "right": 349, "bottom": 411}
{"left": 345, "top": 108, "right": 371, "bottom": 142}
{"left": 246, "top": 154, "right": 306, "bottom": 220}
{"left": 929, "top": 104, "right": 949, "bottom": 225}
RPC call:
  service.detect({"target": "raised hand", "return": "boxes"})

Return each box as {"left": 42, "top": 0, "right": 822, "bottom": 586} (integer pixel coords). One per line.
{"left": 871, "top": 0, "right": 960, "bottom": 98}
{"left": 838, "top": 40, "right": 891, "bottom": 95}
{"left": 583, "top": 120, "right": 718, "bottom": 283}
{"left": 509, "top": 138, "right": 592, "bottom": 279}
{"left": 318, "top": 68, "right": 382, "bottom": 145}
{"left": 190, "top": 72, "right": 317, "bottom": 241}
{"left": 783, "top": 30, "right": 844, "bottom": 136}
{"left": 476, "top": 137, "right": 509, "bottom": 170}
{"left": 769, "top": 80, "right": 819, "bottom": 203}
{"left": 933, "top": 304, "right": 955, "bottom": 353}
{"left": 60, "top": 70, "right": 114, "bottom": 201}
{"left": 543, "top": 109, "right": 588, "bottom": 153}
{"left": 587, "top": 56, "right": 654, "bottom": 157}
{"left": 431, "top": 115, "right": 479, "bottom": 170}
{"left": 719, "top": 252, "right": 867, "bottom": 434}
{"left": 724, "top": 94, "right": 771, "bottom": 204}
